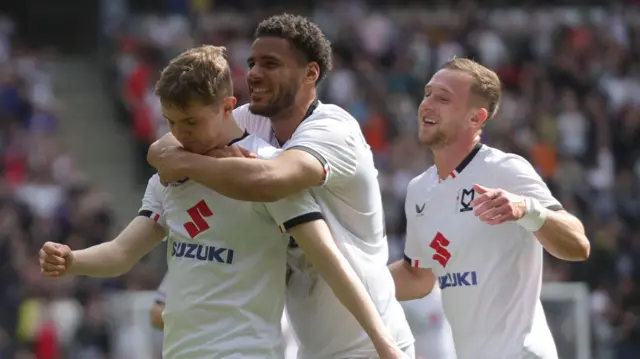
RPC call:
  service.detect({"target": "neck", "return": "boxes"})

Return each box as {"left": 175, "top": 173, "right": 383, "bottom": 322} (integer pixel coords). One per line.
{"left": 271, "top": 89, "right": 316, "bottom": 144}
{"left": 432, "top": 136, "right": 480, "bottom": 179}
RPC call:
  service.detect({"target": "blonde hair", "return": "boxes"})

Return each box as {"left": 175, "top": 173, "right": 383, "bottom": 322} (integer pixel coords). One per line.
{"left": 155, "top": 45, "right": 233, "bottom": 109}
{"left": 443, "top": 58, "right": 502, "bottom": 120}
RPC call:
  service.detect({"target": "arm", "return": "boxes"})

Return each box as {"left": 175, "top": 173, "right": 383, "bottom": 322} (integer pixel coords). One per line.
{"left": 391, "top": 178, "right": 437, "bottom": 301}
{"left": 263, "top": 187, "right": 402, "bottom": 357}
{"left": 389, "top": 259, "right": 436, "bottom": 301}
{"left": 496, "top": 155, "right": 590, "bottom": 261}
{"left": 525, "top": 206, "right": 589, "bottom": 261}
{"left": 168, "top": 116, "right": 356, "bottom": 202}
{"left": 180, "top": 149, "right": 323, "bottom": 202}
{"left": 71, "top": 174, "right": 168, "bottom": 276}
{"left": 288, "top": 220, "right": 399, "bottom": 355}
{"left": 69, "top": 216, "right": 165, "bottom": 277}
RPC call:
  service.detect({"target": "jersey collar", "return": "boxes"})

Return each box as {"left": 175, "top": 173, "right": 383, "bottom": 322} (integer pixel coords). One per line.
{"left": 227, "top": 130, "right": 250, "bottom": 146}
{"left": 271, "top": 98, "right": 319, "bottom": 147}
{"left": 438, "top": 143, "right": 483, "bottom": 183}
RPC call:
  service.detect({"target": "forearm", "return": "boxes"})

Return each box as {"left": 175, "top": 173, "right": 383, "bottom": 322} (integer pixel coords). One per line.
{"left": 182, "top": 154, "right": 282, "bottom": 202}
{"left": 69, "top": 217, "right": 164, "bottom": 277}
{"left": 534, "top": 210, "right": 590, "bottom": 261}
{"left": 288, "top": 221, "right": 397, "bottom": 353}
{"left": 69, "top": 241, "right": 134, "bottom": 277}
{"left": 389, "top": 260, "right": 435, "bottom": 301}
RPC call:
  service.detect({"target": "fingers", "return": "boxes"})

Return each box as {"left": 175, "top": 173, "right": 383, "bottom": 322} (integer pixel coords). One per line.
{"left": 41, "top": 241, "right": 63, "bottom": 256}
{"left": 477, "top": 205, "right": 509, "bottom": 222}
{"left": 472, "top": 184, "right": 489, "bottom": 194}
{"left": 473, "top": 195, "right": 508, "bottom": 216}
{"left": 40, "top": 242, "right": 69, "bottom": 277}
{"left": 237, "top": 146, "right": 257, "bottom": 159}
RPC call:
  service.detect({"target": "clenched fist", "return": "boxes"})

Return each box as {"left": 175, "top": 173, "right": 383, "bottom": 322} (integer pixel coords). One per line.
{"left": 39, "top": 241, "right": 75, "bottom": 277}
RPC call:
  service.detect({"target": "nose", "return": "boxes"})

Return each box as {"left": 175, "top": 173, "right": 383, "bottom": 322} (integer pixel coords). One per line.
{"left": 247, "top": 65, "right": 263, "bottom": 84}
{"left": 419, "top": 96, "right": 435, "bottom": 113}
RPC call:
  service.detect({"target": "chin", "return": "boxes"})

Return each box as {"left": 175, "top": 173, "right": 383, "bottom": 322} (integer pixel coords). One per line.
{"left": 248, "top": 103, "right": 279, "bottom": 118}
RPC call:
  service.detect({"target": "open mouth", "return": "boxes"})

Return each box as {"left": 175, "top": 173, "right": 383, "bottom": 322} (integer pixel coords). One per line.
{"left": 422, "top": 118, "right": 438, "bottom": 126}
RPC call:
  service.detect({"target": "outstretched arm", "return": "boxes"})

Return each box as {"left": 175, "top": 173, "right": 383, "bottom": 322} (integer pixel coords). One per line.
{"left": 71, "top": 174, "right": 168, "bottom": 276}
{"left": 70, "top": 216, "right": 165, "bottom": 277}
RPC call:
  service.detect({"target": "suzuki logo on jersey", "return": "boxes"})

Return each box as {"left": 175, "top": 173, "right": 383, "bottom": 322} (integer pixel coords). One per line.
{"left": 439, "top": 271, "right": 478, "bottom": 289}
{"left": 171, "top": 241, "right": 235, "bottom": 264}
{"left": 457, "top": 188, "right": 475, "bottom": 212}
{"left": 429, "top": 232, "right": 451, "bottom": 267}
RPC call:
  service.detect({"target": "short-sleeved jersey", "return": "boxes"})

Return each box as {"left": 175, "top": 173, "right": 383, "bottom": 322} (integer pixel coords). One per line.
{"left": 139, "top": 134, "right": 322, "bottom": 359}
{"left": 234, "top": 104, "right": 414, "bottom": 359}
{"left": 404, "top": 144, "right": 560, "bottom": 359}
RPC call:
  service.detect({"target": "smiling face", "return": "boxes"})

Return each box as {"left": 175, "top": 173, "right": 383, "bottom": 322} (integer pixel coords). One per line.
{"left": 245, "top": 36, "right": 307, "bottom": 118}
{"left": 419, "top": 68, "right": 489, "bottom": 149}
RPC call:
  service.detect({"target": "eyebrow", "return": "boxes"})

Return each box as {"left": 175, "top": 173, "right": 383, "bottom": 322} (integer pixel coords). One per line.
{"left": 246, "top": 54, "right": 281, "bottom": 65}
{"left": 424, "top": 84, "right": 453, "bottom": 94}
{"left": 162, "top": 115, "right": 195, "bottom": 122}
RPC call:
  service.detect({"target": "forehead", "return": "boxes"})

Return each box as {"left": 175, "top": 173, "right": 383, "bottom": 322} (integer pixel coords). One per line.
{"left": 250, "top": 36, "right": 298, "bottom": 62}
{"left": 161, "top": 102, "right": 210, "bottom": 118}
{"left": 426, "top": 69, "right": 473, "bottom": 94}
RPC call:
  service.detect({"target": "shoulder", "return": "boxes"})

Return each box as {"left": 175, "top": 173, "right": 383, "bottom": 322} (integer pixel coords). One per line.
{"left": 479, "top": 145, "right": 536, "bottom": 177}
{"left": 407, "top": 166, "right": 436, "bottom": 196}
{"left": 297, "top": 103, "right": 360, "bottom": 132}
{"left": 236, "top": 134, "right": 281, "bottom": 160}
{"left": 233, "top": 104, "right": 271, "bottom": 135}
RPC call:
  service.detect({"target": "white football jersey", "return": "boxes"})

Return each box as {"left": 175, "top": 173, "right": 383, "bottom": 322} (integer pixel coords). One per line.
{"left": 234, "top": 103, "right": 414, "bottom": 359}
{"left": 400, "top": 287, "right": 456, "bottom": 359}
{"left": 139, "top": 134, "right": 323, "bottom": 359}
{"left": 404, "top": 144, "right": 560, "bottom": 359}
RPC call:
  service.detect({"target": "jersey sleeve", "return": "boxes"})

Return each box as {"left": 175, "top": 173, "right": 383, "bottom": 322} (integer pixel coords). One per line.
{"left": 155, "top": 273, "right": 169, "bottom": 304}
{"left": 264, "top": 191, "right": 323, "bottom": 231}
{"left": 403, "top": 180, "right": 433, "bottom": 269}
{"left": 138, "top": 174, "right": 168, "bottom": 229}
{"left": 494, "top": 155, "right": 563, "bottom": 211}
{"left": 282, "top": 117, "right": 357, "bottom": 187}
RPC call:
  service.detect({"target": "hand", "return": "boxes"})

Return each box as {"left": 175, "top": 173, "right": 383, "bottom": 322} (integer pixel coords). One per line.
{"left": 39, "top": 241, "right": 75, "bottom": 277}
{"left": 152, "top": 145, "right": 191, "bottom": 184}
{"left": 148, "top": 133, "right": 182, "bottom": 168}
{"left": 471, "top": 184, "right": 526, "bottom": 225}
{"left": 205, "top": 146, "right": 256, "bottom": 159}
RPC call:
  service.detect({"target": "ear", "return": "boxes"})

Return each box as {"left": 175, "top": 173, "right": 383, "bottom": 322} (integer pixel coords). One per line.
{"left": 222, "top": 96, "right": 238, "bottom": 119}
{"left": 471, "top": 107, "right": 488, "bottom": 128}
{"left": 305, "top": 62, "right": 320, "bottom": 85}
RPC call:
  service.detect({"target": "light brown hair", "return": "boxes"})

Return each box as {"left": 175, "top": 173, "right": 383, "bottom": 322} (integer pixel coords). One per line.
{"left": 155, "top": 45, "right": 233, "bottom": 110}
{"left": 443, "top": 58, "right": 502, "bottom": 120}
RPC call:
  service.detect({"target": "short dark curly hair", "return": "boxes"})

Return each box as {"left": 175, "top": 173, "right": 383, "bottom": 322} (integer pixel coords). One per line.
{"left": 255, "top": 13, "right": 333, "bottom": 84}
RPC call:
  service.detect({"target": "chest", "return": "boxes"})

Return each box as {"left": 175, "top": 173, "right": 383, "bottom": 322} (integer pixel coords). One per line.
{"left": 163, "top": 181, "right": 269, "bottom": 242}
{"left": 408, "top": 179, "right": 523, "bottom": 275}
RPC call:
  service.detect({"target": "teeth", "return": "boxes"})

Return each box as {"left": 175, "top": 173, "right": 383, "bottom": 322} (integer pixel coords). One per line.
{"left": 252, "top": 88, "right": 268, "bottom": 94}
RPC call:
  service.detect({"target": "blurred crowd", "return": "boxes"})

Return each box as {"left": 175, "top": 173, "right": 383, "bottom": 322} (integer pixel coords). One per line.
{"left": 0, "top": 0, "right": 639, "bottom": 358}
{"left": 0, "top": 13, "right": 162, "bottom": 359}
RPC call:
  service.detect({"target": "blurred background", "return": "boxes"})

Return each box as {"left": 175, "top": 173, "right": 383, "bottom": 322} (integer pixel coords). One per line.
{"left": 0, "top": 0, "right": 639, "bottom": 358}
